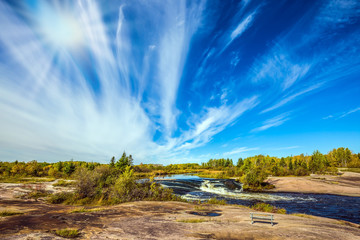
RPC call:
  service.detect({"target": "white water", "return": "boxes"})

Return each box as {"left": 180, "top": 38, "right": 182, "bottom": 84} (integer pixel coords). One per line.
{"left": 198, "top": 180, "right": 316, "bottom": 202}
{"left": 199, "top": 180, "right": 243, "bottom": 196}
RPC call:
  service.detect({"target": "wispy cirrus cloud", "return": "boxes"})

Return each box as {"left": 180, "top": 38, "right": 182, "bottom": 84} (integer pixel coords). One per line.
{"left": 338, "top": 107, "right": 360, "bottom": 118}
{"left": 230, "top": 11, "right": 257, "bottom": 42}
{"left": 323, "top": 115, "right": 334, "bottom": 120}
{"left": 0, "top": 0, "right": 208, "bottom": 163}
{"left": 220, "top": 9, "right": 259, "bottom": 54}
{"left": 247, "top": 0, "right": 360, "bottom": 117}
{"left": 323, "top": 107, "right": 360, "bottom": 120}
{"left": 0, "top": 0, "right": 261, "bottom": 163}
{"left": 0, "top": 0, "right": 359, "bottom": 164}
{"left": 316, "top": 0, "right": 360, "bottom": 28}
{"left": 146, "top": 97, "right": 258, "bottom": 163}
{"left": 252, "top": 113, "right": 290, "bottom": 132}
{"left": 261, "top": 82, "right": 323, "bottom": 113}
{"left": 223, "top": 147, "right": 259, "bottom": 156}
{"left": 0, "top": 0, "right": 157, "bottom": 162}
{"left": 251, "top": 50, "right": 311, "bottom": 91}
{"left": 157, "top": 1, "right": 206, "bottom": 135}
{"left": 173, "top": 96, "right": 259, "bottom": 152}
{"left": 269, "top": 146, "right": 299, "bottom": 151}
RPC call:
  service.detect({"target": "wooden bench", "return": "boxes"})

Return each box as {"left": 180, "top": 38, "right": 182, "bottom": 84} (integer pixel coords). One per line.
{"left": 250, "top": 212, "right": 274, "bottom": 226}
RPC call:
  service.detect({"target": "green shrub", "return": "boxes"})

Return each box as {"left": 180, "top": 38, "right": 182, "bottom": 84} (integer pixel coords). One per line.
{"left": 53, "top": 180, "right": 75, "bottom": 187}
{"left": 26, "top": 190, "right": 50, "bottom": 200}
{"left": 21, "top": 183, "right": 50, "bottom": 201}
{"left": 251, "top": 202, "right": 286, "bottom": 214}
{"left": 110, "top": 167, "right": 181, "bottom": 204}
{"left": 47, "top": 192, "right": 75, "bottom": 204}
{"left": 55, "top": 228, "right": 80, "bottom": 238}
{"left": 69, "top": 207, "right": 103, "bottom": 213}
{"left": 241, "top": 168, "right": 267, "bottom": 188}
{"left": 48, "top": 165, "right": 181, "bottom": 205}
{"left": 205, "top": 198, "right": 227, "bottom": 205}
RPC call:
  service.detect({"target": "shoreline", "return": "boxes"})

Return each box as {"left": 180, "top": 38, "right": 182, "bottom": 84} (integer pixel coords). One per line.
{"left": 264, "top": 171, "right": 360, "bottom": 197}
{"left": 1, "top": 178, "right": 360, "bottom": 239}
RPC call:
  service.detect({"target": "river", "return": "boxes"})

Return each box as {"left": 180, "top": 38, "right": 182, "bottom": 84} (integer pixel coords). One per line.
{"left": 155, "top": 174, "right": 360, "bottom": 224}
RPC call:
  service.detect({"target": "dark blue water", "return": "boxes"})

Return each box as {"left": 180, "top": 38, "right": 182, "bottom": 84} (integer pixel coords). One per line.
{"left": 155, "top": 174, "right": 360, "bottom": 224}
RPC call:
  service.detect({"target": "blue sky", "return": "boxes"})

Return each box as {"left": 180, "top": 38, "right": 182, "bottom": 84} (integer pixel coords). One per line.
{"left": 0, "top": 0, "right": 359, "bottom": 164}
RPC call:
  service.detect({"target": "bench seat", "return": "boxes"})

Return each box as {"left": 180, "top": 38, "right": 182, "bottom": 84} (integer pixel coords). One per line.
{"left": 250, "top": 212, "right": 274, "bottom": 226}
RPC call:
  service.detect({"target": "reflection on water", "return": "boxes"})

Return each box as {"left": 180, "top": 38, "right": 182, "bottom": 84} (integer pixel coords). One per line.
{"left": 156, "top": 174, "right": 360, "bottom": 224}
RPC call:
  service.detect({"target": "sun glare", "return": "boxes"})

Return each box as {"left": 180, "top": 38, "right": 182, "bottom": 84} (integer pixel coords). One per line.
{"left": 36, "top": 4, "right": 84, "bottom": 49}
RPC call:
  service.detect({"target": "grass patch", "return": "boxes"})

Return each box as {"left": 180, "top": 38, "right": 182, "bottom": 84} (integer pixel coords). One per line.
{"left": 0, "top": 210, "right": 23, "bottom": 217}
{"left": 205, "top": 198, "right": 227, "bottom": 205}
{"left": 53, "top": 180, "right": 75, "bottom": 187}
{"left": 251, "top": 202, "right": 286, "bottom": 214}
{"left": 340, "top": 168, "right": 360, "bottom": 173}
{"left": 0, "top": 177, "right": 55, "bottom": 183}
{"left": 291, "top": 213, "right": 316, "bottom": 219}
{"left": 337, "top": 220, "right": 360, "bottom": 228}
{"left": 26, "top": 190, "right": 50, "bottom": 200}
{"left": 69, "top": 207, "right": 103, "bottom": 213}
{"left": 21, "top": 183, "right": 51, "bottom": 201}
{"left": 47, "top": 192, "right": 76, "bottom": 204}
{"left": 55, "top": 228, "right": 80, "bottom": 238}
{"left": 194, "top": 205, "right": 210, "bottom": 211}
{"left": 177, "top": 218, "right": 207, "bottom": 223}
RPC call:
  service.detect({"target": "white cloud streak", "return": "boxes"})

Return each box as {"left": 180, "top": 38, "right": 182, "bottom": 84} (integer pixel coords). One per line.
{"left": 323, "top": 115, "right": 334, "bottom": 120}
{"left": 317, "top": 0, "right": 360, "bottom": 26}
{"left": 172, "top": 96, "right": 259, "bottom": 152}
{"left": 157, "top": 1, "right": 205, "bottom": 135}
{"left": 270, "top": 146, "right": 299, "bottom": 151}
{"left": 223, "top": 147, "right": 259, "bottom": 156}
{"left": 230, "top": 11, "right": 256, "bottom": 41}
{"left": 261, "top": 83, "right": 323, "bottom": 113}
{"left": 323, "top": 107, "right": 360, "bottom": 120}
{"left": 220, "top": 9, "right": 258, "bottom": 54}
{"left": 252, "top": 113, "right": 290, "bottom": 132}
{"left": 338, "top": 107, "right": 360, "bottom": 119}
{"left": 251, "top": 51, "right": 311, "bottom": 91}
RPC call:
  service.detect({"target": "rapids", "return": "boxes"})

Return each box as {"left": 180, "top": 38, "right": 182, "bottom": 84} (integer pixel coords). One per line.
{"left": 155, "top": 174, "right": 360, "bottom": 224}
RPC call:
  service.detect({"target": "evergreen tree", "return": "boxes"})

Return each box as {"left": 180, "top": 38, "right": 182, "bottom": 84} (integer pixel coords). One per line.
{"left": 128, "top": 155, "right": 134, "bottom": 166}
{"left": 115, "top": 152, "right": 132, "bottom": 172}
{"left": 288, "top": 158, "right": 293, "bottom": 171}
{"left": 309, "top": 150, "right": 325, "bottom": 173}
{"left": 237, "top": 158, "right": 244, "bottom": 168}
{"left": 279, "top": 157, "right": 286, "bottom": 167}
{"left": 110, "top": 156, "right": 115, "bottom": 168}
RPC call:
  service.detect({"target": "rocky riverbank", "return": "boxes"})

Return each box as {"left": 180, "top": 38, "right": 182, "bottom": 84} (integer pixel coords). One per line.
{"left": 1, "top": 176, "right": 360, "bottom": 239}
{"left": 265, "top": 171, "right": 360, "bottom": 197}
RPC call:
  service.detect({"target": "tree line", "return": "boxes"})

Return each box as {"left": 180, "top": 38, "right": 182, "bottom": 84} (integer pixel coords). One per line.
{"left": 0, "top": 148, "right": 359, "bottom": 185}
